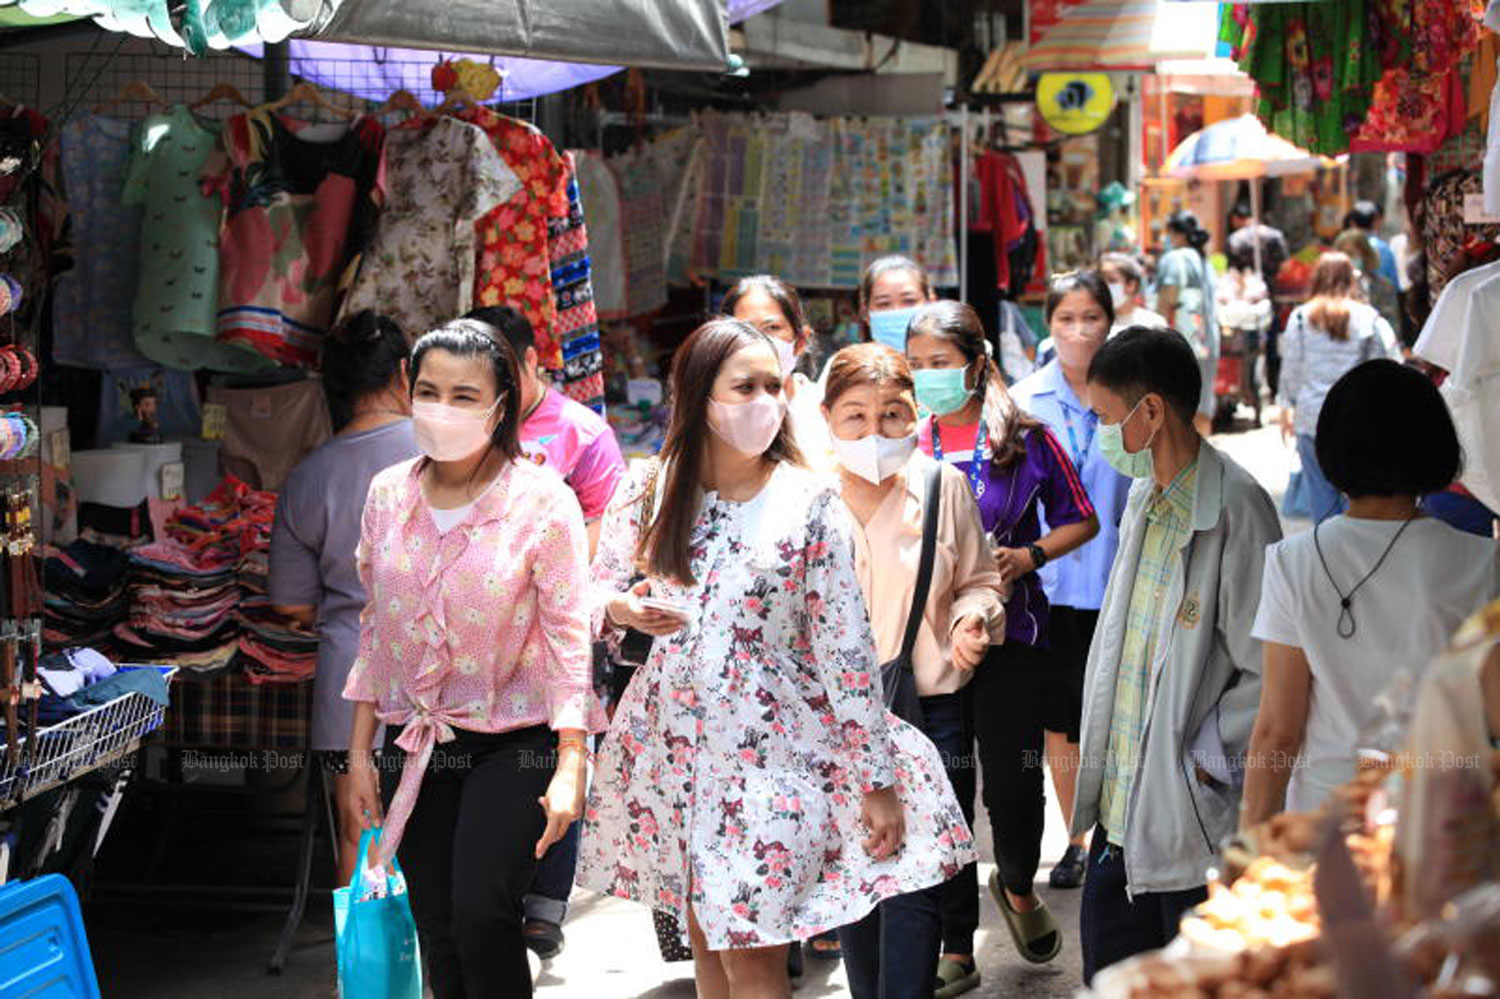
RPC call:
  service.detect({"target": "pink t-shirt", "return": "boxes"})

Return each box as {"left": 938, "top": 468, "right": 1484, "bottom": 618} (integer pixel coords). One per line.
{"left": 344, "top": 456, "right": 607, "bottom": 857}
{"left": 519, "top": 388, "right": 625, "bottom": 521}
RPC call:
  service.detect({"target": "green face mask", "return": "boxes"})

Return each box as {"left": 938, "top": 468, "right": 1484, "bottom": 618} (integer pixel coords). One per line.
{"left": 1097, "top": 398, "right": 1157, "bottom": 478}
{"left": 913, "top": 366, "right": 974, "bottom": 416}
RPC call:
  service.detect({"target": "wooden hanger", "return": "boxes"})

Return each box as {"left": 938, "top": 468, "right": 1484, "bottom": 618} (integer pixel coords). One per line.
{"left": 98, "top": 79, "right": 165, "bottom": 115}
{"left": 374, "top": 88, "right": 431, "bottom": 121}
{"left": 190, "top": 82, "right": 252, "bottom": 112}
{"left": 255, "top": 81, "right": 356, "bottom": 120}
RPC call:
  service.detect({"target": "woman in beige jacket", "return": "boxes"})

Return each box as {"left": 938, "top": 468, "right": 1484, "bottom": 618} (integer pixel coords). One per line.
{"left": 822, "top": 342, "right": 1006, "bottom": 999}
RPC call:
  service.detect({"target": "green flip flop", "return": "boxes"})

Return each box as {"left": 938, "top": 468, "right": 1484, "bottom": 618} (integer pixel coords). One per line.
{"left": 934, "top": 957, "right": 981, "bottom": 999}
{"left": 989, "top": 869, "right": 1063, "bottom": 964}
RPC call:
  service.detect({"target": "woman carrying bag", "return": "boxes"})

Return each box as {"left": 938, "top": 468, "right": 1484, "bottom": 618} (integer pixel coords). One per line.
{"left": 578, "top": 318, "right": 974, "bottom": 999}
{"left": 822, "top": 343, "right": 1006, "bottom": 999}
{"left": 341, "top": 319, "right": 607, "bottom": 998}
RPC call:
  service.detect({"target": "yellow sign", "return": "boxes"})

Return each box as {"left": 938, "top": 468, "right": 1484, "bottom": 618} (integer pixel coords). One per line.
{"left": 1036, "top": 73, "right": 1116, "bottom": 136}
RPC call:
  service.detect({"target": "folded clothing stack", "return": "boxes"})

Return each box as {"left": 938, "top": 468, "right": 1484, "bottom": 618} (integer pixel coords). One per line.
{"left": 43, "top": 541, "right": 131, "bottom": 652}
{"left": 115, "top": 478, "right": 315, "bottom": 681}
{"left": 115, "top": 540, "right": 240, "bottom": 673}
{"left": 235, "top": 550, "right": 317, "bottom": 684}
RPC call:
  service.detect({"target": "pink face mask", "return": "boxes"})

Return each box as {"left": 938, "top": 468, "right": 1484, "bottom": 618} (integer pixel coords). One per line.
{"left": 412, "top": 399, "right": 500, "bottom": 462}
{"left": 707, "top": 394, "right": 787, "bottom": 456}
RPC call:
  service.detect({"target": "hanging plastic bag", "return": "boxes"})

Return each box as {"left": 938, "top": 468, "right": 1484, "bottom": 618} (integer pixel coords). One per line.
{"left": 333, "top": 828, "right": 422, "bottom": 999}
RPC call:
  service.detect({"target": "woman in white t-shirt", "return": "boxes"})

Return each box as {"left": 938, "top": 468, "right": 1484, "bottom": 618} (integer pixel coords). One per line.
{"left": 1243, "top": 360, "right": 1500, "bottom": 822}
{"left": 1099, "top": 253, "right": 1166, "bottom": 335}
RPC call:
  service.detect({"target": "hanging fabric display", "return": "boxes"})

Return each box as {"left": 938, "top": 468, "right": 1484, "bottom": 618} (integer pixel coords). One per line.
{"left": 550, "top": 154, "right": 605, "bottom": 412}
{"left": 207, "top": 110, "right": 386, "bottom": 369}
{"left": 1348, "top": 0, "right": 1477, "bottom": 153}
{"left": 51, "top": 113, "right": 150, "bottom": 371}
{"left": 1220, "top": 1, "right": 1389, "bottom": 156}
{"left": 459, "top": 107, "right": 572, "bottom": 371}
{"left": 341, "top": 116, "right": 521, "bottom": 339}
{"left": 574, "top": 150, "right": 626, "bottom": 321}
{"left": 686, "top": 111, "right": 958, "bottom": 290}
{"left": 607, "top": 145, "right": 669, "bottom": 319}
{"left": 123, "top": 106, "right": 268, "bottom": 373}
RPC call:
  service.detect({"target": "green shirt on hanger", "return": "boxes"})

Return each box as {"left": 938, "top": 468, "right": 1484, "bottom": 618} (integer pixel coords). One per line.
{"left": 123, "top": 105, "right": 269, "bottom": 373}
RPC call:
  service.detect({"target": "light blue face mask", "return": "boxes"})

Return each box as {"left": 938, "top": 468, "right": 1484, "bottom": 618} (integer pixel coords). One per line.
{"left": 913, "top": 367, "right": 974, "bottom": 417}
{"left": 1097, "top": 398, "right": 1157, "bottom": 478}
{"left": 868, "top": 306, "right": 921, "bottom": 352}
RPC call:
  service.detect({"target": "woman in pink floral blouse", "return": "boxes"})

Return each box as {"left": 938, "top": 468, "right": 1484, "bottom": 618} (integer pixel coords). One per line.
{"left": 577, "top": 318, "right": 974, "bottom": 999}
{"left": 341, "top": 319, "right": 607, "bottom": 999}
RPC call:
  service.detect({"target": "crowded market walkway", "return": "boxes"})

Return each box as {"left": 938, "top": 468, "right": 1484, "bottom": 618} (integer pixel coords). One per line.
{"left": 89, "top": 416, "right": 1298, "bottom": 999}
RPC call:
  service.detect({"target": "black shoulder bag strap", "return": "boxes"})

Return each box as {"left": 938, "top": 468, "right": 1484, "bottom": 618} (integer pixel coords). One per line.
{"left": 897, "top": 462, "right": 944, "bottom": 666}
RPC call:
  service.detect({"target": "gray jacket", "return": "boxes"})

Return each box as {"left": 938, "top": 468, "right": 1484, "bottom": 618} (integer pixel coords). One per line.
{"left": 1071, "top": 442, "right": 1282, "bottom": 895}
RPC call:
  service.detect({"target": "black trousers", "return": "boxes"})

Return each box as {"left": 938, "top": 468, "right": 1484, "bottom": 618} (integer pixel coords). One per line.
{"left": 1079, "top": 826, "right": 1207, "bottom": 984}
{"left": 380, "top": 725, "right": 555, "bottom": 999}
{"left": 971, "top": 642, "right": 1048, "bottom": 897}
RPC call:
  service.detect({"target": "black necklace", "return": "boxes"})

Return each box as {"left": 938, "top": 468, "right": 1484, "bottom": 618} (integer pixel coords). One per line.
{"left": 1313, "top": 514, "right": 1419, "bottom": 640}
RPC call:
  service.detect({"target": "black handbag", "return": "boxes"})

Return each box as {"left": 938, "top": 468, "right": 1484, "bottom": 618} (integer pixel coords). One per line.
{"left": 878, "top": 461, "right": 942, "bottom": 728}
{"left": 616, "top": 458, "right": 663, "bottom": 668}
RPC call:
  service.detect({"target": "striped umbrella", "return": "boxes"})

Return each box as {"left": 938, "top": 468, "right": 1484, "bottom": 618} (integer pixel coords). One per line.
{"left": 1165, "top": 114, "right": 1327, "bottom": 180}
{"left": 1018, "top": 0, "right": 1216, "bottom": 71}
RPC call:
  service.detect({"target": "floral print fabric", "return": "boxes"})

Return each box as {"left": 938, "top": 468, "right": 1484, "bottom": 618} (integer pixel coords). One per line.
{"left": 344, "top": 457, "right": 607, "bottom": 859}
{"left": 458, "top": 107, "right": 571, "bottom": 370}
{"left": 1349, "top": 0, "right": 1477, "bottom": 153}
{"left": 341, "top": 117, "right": 520, "bottom": 340}
{"left": 576, "top": 461, "right": 975, "bottom": 950}
{"left": 1223, "top": 1, "right": 1387, "bottom": 155}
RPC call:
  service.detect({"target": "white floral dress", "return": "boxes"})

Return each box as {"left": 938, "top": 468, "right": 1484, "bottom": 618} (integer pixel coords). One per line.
{"left": 576, "top": 461, "right": 976, "bottom": 950}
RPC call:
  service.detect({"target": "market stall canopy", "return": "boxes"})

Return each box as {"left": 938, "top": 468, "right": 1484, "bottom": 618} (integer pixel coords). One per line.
{"left": 0, "top": 0, "right": 732, "bottom": 70}
{"left": 1165, "top": 113, "right": 1330, "bottom": 180}
{"left": 1018, "top": 0, "right": 1218, "bottom": 72}
{"left": 237, "top": 0, "right": 779, "bottom": 103}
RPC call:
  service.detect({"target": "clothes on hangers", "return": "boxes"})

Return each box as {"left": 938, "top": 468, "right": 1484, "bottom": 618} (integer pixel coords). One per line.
{"left": 607, "top": 146, "right": 669, "bottom": 319}
{"left": 123, "top": 106, "right": 269, "bottom": 373}
{"left": 206, "top": 111, "right": 386, "bottom": 369}
{"left": 205, "top": 378, "right": 332, "bottom": 491}
{"left": 51, "top": 113, "right": 150, "bottom": 371}
{"left": 970, "top": 149, "right": 1035, "bottom": 294}
{"left": 341, "top": 116, "right": 520, "bottom": 340}
{"left": 457, "top": 107, "right": 573, "bottom": 371}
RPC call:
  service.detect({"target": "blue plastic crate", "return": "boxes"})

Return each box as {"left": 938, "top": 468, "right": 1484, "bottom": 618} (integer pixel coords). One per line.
{"left": 0, "top": 874, "right": 101, "bottom": 998}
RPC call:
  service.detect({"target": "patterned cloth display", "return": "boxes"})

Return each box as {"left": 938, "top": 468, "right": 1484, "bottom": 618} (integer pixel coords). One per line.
{"left": 342, "top": 116, "right": 520, "bottom": 340}
{"left": 459, "top": 107, "right": 572, "bottom": 370}
{"left": 608, "top": 146, "right": 669, "bottom": 318}
{"left": 122, "top": 106, "right": 267, "bottom": 373}
{"left": 688, "top": 111, "right": 958, "bottom": 289}
{"left": 51, "top": 113, "right": 150, "bottom": 370}
{"left": 550, "top": 154, "right": 606, "bottom": 412}
{"left": 206, "top": 112, "right": 386, "bottom": 369}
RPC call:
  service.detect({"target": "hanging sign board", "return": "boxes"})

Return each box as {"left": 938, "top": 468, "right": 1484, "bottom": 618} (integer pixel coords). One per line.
{"left": 1036, "top": 73, "right": 1116, "bottom": 136}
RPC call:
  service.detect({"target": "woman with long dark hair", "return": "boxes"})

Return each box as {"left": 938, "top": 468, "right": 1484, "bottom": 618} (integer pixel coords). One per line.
{"left": 579, "top": 318, "right": 973, "bottom": 999}
{"left": 342, "top": 319, "right": 607, "bottom": 998}
{"left": 907, "top": 301, "right": 1098, "bottom": 987}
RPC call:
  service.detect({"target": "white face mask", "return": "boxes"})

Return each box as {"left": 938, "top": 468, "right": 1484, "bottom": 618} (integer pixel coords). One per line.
{"left": 832, "top": 432, "right": 918, "bottom": 484}
{"left": 1108, "top": 282, "right": 1128, "bottom": 308}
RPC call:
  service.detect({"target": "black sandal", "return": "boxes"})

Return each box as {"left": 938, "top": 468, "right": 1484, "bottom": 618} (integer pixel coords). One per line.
{"left": 806, "top": 929, "right": 843, "bottom": 962}
{"left": 1048, "top": 843, "right": 1088, "bottom": 889}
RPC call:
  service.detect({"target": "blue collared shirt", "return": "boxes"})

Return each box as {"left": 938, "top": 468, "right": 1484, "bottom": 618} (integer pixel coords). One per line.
{"left": 1011, "top": 359, "right": 1132, "bottom": 611}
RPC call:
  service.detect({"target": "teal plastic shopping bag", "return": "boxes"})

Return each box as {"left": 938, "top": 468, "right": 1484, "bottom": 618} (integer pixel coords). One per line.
{"left": 333, "top": 828, "right": 422, "bottom": 999}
